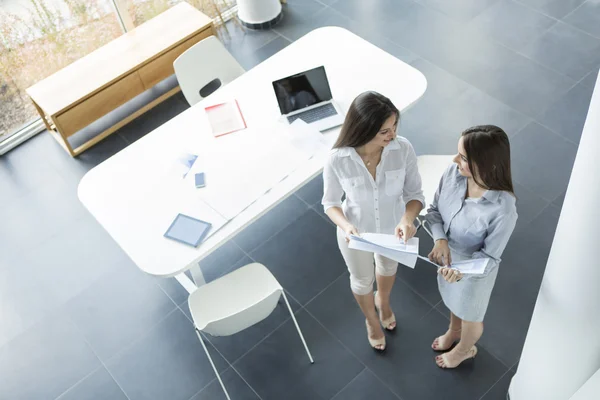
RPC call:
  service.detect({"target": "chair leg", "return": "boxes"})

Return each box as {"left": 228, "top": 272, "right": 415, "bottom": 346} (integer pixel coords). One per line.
{"left": 195, "top": 329, "right": 231, "bottom": 400}
{"left": 421, "top": 218, "right": 434, "bottom": 239}
{"left": 281, "top": 291, "right": 314, "bottom": 364}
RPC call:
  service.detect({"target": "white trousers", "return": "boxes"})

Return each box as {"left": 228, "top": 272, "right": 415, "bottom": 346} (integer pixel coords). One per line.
{"left": 336, "top": 228, "right": 398, "bottom": 295}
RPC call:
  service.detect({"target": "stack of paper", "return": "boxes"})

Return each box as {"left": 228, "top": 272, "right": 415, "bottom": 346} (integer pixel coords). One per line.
{"left": 349, "top": 233, "right": 489, "bottom": 275}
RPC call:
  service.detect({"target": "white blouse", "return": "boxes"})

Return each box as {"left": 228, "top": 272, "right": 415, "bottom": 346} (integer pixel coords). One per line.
{"left": 322, "top": 137, "right": 425, "bottom": 234}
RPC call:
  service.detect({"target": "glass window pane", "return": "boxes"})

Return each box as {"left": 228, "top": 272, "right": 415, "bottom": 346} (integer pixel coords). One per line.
{"left": 0, "top": 0, "right": 124, "bottom": 142}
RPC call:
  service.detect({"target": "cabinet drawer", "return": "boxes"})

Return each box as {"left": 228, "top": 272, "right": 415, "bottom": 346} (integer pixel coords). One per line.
{"left": 138, "top": 29, "right": 213, "bottom": 89}
{"left": 56, "top": 71, "right": 145, "bottom": 137}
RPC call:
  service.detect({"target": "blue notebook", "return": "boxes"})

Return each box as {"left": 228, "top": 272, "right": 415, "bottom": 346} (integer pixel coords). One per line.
{"left": 164, "top": 214, "right": 212, "bottom": 247}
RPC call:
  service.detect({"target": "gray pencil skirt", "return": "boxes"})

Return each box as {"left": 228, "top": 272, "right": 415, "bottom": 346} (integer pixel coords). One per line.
{"left": 438, "top": 250, "right": 499, "bottom": 322}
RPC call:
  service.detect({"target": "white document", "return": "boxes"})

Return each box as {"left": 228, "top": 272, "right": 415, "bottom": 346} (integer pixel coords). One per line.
{"left": 416, "top": 254, "right": 489, "bottom": 275}
{"left": 348, "top": 233, "right": 419, "bottom": 268}
{"left": 288, "top": 119, "right": 328, "bottom": 157}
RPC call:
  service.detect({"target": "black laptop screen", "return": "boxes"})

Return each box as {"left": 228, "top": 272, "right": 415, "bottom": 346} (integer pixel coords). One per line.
{"left": 273, "top": 66, "right": 333, "bottom": 115}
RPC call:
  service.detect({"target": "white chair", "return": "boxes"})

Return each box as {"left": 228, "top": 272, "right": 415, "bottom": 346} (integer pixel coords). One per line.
{"left": 173, "top": 36, "right": 245, "bottom": 106}
{"left": 416, "top": 155, "right": 455, "bottom": 238}
{"left": 188, "top": 263, "right": 314, "bottom": 400}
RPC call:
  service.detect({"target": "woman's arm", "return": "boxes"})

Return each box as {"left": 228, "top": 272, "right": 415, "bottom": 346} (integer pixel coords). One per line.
{"left": 396, "top": 143, "right": 425, "bottom": 240}
{"left": 472, "top": 211, "right": 518, "bottom": 270}
{"left": 426, "top": 170, "right": 452, "bottom": 266}
{"left": 322, "top": 155, "right": 357, "bottom": 238}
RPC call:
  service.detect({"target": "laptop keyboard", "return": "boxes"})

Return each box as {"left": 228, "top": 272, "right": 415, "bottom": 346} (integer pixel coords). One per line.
{"left": 287, "top": 103, "right": 337, "bottom": 124}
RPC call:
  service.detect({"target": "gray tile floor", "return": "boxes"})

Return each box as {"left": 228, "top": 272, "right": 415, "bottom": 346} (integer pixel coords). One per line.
{"left": 1, "top": 0, "right": 597, "bottom": 399}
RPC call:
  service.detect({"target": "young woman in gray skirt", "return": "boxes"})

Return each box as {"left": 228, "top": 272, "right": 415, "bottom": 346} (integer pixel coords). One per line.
{"left": 426, "top": 125, "right": 518, "bottom": 369}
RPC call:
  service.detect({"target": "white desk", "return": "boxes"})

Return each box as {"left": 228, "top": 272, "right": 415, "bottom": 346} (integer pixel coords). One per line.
{"left": 78, "top": 27, "right": 427, "bottom": 292}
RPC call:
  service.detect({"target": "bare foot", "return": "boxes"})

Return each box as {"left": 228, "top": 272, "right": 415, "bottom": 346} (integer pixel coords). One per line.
{"left": 435, "top": 346, "right": 478, "bottom": 368}
{"left": 375, "top": 292, "right": 396, "bottom": 330}
{"left": 431, "top": 328, "right": 461, "bottom": 351}
{"left": 365, "top": 319, "right": 386, "bottom": 351}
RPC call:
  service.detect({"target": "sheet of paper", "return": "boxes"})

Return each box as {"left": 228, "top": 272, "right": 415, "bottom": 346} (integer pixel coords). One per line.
{"left": 355, "top": 233, "right": 419, "bottom": 254}
{"left": 349, "top": 236, "right": 418, "bottom": 268}
{"left": 416, "top": 254, "right": 489, "bottom": 275}
{"left": 288, "top": 119, "right": 328, "bottom": 157}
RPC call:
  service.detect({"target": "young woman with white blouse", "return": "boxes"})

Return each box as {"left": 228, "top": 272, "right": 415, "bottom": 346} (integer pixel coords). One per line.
{"left": 322, "top": 91, "right": 425, "bottom": 351}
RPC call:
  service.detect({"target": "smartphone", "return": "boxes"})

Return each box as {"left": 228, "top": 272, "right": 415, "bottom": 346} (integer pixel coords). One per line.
{"left": 194, "top": 172, "right": 206, "bottom": 188}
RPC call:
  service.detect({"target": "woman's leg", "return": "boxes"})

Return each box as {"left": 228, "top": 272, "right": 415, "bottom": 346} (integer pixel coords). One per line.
{"left": 374, "top": 255, "right": 398, "bottom": 329}
{"left": 337, "top": 228, "right": 385, "bottom": 349}
{"left": 432, "top": 312, "right": 463, "bottom": 351}
{"left": 436, "top": 320, "right": 483, "bottom": 368}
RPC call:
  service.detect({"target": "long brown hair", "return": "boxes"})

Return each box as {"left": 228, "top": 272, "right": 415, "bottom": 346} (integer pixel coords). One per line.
{"left": 333, "top": 91, "right": 399, "bottom": 148}
{"left": 462, "top": 125, "right": 514, "bottom": 193}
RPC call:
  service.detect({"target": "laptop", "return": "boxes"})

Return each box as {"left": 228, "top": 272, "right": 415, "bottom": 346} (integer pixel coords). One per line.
{"left": 272, "top": 66, "right": 344, "bottom": 132}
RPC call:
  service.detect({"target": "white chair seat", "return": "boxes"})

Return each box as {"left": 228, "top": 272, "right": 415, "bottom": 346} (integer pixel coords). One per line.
{"left": 189, "top": 263, "right": 282, "bottom": 333}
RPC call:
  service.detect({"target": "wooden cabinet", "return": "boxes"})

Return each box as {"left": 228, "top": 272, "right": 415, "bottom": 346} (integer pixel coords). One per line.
{"left": 26, "top": 3, "right": 214, "bottom": 156}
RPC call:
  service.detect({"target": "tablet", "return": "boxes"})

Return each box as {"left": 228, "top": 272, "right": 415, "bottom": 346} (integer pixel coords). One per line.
{"left": 164, "top": 214, "right": 212, "bottom": 247}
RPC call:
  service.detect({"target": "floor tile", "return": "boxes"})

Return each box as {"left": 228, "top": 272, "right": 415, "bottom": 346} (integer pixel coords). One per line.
{"left": 0, "top": 311, "right": 100, "bottom": 400}
{"left": 203, "top": 291, "right": 301, "bottom": 364}
{"left": 295, "top": 173, "right": 324, "bottom": 206}
{"left": 481, "top": 368, "right": 515, "bottom": 399}
{"left": 55, "top": 367, "right": 128, "bottom": 400}
{"left": 331, "top": 368, "right": 399, "bottom": 400}
{"left": 66, "top": 264, "right": 177, "bottom": 362}
{"left": 249, "top": 208, "right": 347, "bottom": 305}
{"left": 234, "top": 309, "right": 364, "bottom": 400}
{"left": 306, "top": 271, "right": 432, "bottom": 360}
{"left": 395, "top": 229, "right": 443, "bottom": 306}
{"left": 564, "top": 0, "right": 600, "bottom": 38}
{"left": 481, "top": 50, "right": 575, "bottom": 118}
{"left": 233, "top": 194, "right": 310, "bottom": 253}
{"left": 510, "top": 122, "right": 578, "bottom": 201}
{"left": 581, "top": 68, "right": 599, "bottom": 89}
{"left": 222, "top": 20, "right": 279, "bottom": 60}
{"left": 25, "top": 214, "right": 133, "bottom": 304}
{"left": 522, "top": 21, "right": 600, "bottom": 81}
{"left": 537, "top": 77, "right": 595, "bottom": 144}
{"left": 118, "top": 93, "right": 189, "bottom": 144}
{"left": 271, "top": 0, "right": 328, "bottom": 41}
{"left": 189, "top": 367, "right": 260, "bottom": 400}
{"left": 552, "top": 190, "right": 566, "bottom": 209}
{"left": 513, "top": 181, "right": 550, "bottom": 227}
{"left": 516, "top": 0, "right": 585, "bottom": 19}
{"left": 232, "top": 35, "right": 291, "bottom": 70}
{"left": 0, "top": 253, "right": 59, "bottom": 348}
{"left": 418, "top": 0, "right": 502, "bottom": 23}
{"left": 197, "top": 240, "right": 248, "bottom": 286}
{"left": 331, "top": 0, "right": 416, "bottom": 32}
{"left": 467, "top": 0, "right": 557, "bottom": 51}
{"left": 106, "top": 309, "right": 228, "bottom": 400}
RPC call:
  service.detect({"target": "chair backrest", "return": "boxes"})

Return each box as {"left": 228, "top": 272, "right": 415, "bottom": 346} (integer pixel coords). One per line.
{"left": 173, "top": 36, "right": 245, "bottom": 106}
{"left": 417, "top": 155, "right": 455, "bottom": 214}
{"left": 189, "top": 263, "right": 284, "bottom": 337}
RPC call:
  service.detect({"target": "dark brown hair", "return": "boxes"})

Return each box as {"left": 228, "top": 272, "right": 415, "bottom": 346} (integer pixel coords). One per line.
{"left": 333, "top": 91, "right": 399, "bottom": 148}
{"left": 462, "top": 125, "right": 514, "bottom": 193}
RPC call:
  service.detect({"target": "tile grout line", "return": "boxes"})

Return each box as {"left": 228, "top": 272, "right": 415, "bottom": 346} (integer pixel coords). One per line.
{"left": 53, "top": 365, "right": 107, "bottom": 400}
{"left": 478, "top": 366, "right": 514, "bottom": 400}
{"left": 327, "top": 366, "right": 368, "bottom": 400}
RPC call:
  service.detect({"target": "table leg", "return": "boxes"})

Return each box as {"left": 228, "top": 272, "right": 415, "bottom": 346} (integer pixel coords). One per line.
{"left": 190, "top": 263, "right": 206, "bottom": 287}
{"left": 175, "top": 273, "right": 198, "bottom": 294}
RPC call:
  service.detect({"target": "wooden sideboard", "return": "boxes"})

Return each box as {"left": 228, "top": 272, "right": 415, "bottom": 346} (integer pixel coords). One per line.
{"left": 26, "top": 2, "right": 214, "bottom": 156}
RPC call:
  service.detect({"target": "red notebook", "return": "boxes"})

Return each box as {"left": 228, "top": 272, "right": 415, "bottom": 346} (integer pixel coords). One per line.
{"left": 205, "top": 100, "right": 247, "bottom": 137}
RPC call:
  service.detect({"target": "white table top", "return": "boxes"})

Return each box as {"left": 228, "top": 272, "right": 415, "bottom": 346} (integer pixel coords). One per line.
{"left": 78, "top": 27, "right": 427, "bottom": 277}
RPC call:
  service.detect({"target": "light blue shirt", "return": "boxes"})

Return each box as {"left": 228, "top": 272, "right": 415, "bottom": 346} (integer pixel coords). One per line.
{"left": 425, "top": 164, "right": 518, "bottom": 269}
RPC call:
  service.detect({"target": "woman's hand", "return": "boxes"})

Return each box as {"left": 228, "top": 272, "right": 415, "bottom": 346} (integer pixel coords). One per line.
{"left": 395, "top": 217, "right": 417, "bottom": 243}
{"left": 343, "top": 223, "right": 360, "bottom": 243}
{"left": 428, "top": 239, "right": 452, "bottom": 266}
{"left": 438, "top": 267, "right": 463, "bottom": 283}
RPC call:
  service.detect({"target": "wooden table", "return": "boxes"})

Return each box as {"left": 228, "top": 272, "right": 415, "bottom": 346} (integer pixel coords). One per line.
{"left": 26, "top": 3, "right": 213, "bottom": 157}
{"left": 77, "top": 27, "right": 427, "bottom": 292}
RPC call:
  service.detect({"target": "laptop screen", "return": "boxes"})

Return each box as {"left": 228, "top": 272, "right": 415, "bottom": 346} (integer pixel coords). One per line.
{"left": 273, "top": 66, "right": 333, "bottom": 115}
